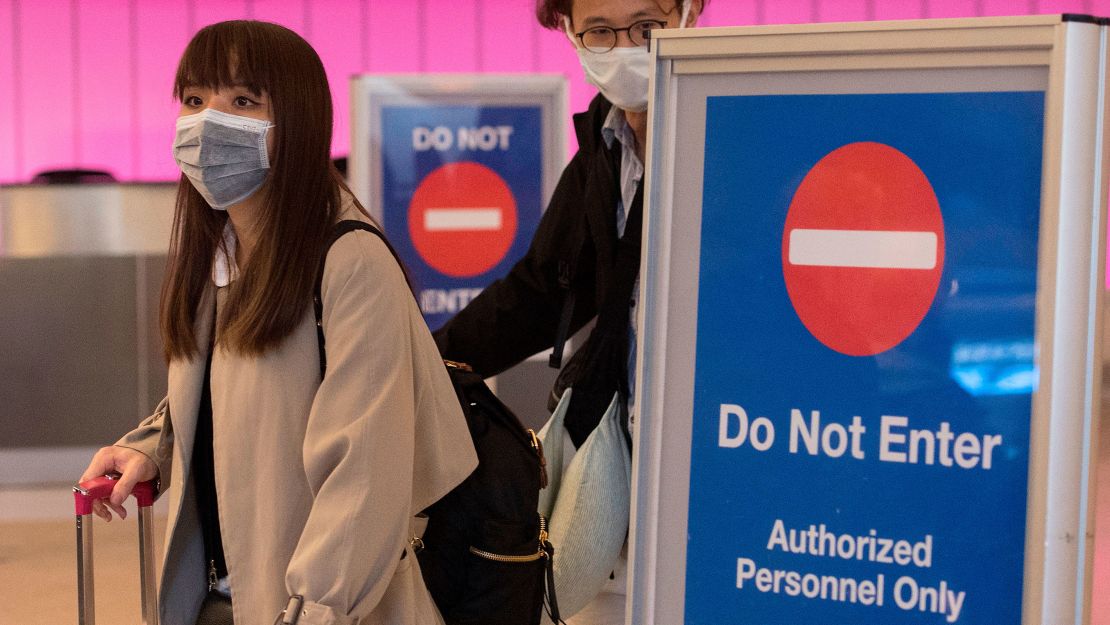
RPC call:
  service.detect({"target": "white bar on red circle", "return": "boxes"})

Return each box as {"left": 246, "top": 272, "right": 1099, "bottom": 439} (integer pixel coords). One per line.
{"left": 788, "top": 229, "right": 938, "bottom": 269}
{"left": 424, "top": 208, "right": 502, "bottom": 231}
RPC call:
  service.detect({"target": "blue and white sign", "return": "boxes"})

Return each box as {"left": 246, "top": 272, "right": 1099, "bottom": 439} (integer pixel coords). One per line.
{"left": 380, "top": 105, "right": 543, "bottom": 331}
{"left": 684, "top": 91, "right": 1044, "bottom": 624}
{"left": 350, "top": 76, "right": 566, "bottom": 332}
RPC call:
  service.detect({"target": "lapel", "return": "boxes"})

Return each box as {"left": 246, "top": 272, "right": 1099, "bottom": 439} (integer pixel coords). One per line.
{"left": 585, "top": 137, "right": 622, "bottom": 273}
{"left": 163, "top": 285, "right": 217, "bottom": 546}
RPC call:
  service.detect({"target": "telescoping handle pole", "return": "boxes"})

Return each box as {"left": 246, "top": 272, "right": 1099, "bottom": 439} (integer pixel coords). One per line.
{"left": 73, "top": 475, "right": 159, "bottom": 625}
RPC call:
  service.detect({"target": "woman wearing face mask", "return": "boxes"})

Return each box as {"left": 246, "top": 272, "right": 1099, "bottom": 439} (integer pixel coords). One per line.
{"left": 77, "top": 20, "right": 476, "bottom": 625}
{"left": 434, "top": 1, "right": 703, "bottom": 621}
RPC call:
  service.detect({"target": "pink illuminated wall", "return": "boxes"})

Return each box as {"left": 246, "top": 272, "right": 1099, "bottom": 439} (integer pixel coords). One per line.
{"left": 2, "top": 0, "right": 1110, "bottom": 183}
{"left": 2, "top": 0, "right": 1110, "bottom": 619}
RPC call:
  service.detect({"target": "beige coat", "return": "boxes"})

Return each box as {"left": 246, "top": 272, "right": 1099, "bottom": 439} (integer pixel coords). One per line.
{"left": 117, "top": 208, "right": 478, "bottom": 625}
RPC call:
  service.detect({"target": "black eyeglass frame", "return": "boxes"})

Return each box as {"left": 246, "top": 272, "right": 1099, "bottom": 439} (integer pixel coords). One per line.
{"left": 574, "top": 19, "right": 669, "bottom": 53}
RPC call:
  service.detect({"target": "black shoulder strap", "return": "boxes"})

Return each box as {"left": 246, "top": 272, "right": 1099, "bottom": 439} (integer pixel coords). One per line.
{"left": 313, "top": 219, "right": 407, "bottom": 378}
{"left": 597, "top": 181, "right": 644, "bottom": 334}
{"left": 549, "top": 142, "right": 636, "bottom": 369}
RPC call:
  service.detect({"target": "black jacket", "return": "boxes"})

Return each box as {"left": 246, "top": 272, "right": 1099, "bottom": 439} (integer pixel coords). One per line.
{"left": 434, "top": 94, "right": 640, "bottom": 388}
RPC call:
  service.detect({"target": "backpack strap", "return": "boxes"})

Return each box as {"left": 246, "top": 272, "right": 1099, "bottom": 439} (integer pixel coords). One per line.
{"left": 547, "top": 208, "right": 591, "bottom": 370}
{"left": 313, "top": 219, "right": 407, "bottom": 378}
{"left": 596, "top": 182, "right": 643, "bottom": 336}
{"left": 547, "top": 259, "right": 577, "bottom": 369}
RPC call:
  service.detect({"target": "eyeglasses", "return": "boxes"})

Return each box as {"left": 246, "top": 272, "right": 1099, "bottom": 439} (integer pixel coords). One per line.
{"left": 575, "top": 19, "right": 668, "bottom": 53}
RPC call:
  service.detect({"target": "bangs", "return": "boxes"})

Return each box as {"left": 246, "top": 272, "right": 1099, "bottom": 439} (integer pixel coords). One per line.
{"left": 174, "top": 21, "right": 270, "bottom": 100}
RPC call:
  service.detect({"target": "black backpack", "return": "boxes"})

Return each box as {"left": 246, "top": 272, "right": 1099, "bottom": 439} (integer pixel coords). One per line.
{"left": 313, "top": 220, "right": 560, "bottom": 625}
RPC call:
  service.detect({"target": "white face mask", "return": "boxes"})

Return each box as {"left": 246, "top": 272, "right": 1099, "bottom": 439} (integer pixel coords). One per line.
{"left": 173, "top": 108, "right": 274, "bottom": 209}
{"left": 565, "top": 4, "right": 692, "bottom": 114}
{"left": 576, "top": 46, "right": 651, "bottom": 112}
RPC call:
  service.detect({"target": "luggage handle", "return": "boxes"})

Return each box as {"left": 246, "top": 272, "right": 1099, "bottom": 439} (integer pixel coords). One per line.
{"left": 73, "top": 474, "right": 159, "bottom": 625}
{"left": 73, "top": 474, "right": 156, "bottom": 515}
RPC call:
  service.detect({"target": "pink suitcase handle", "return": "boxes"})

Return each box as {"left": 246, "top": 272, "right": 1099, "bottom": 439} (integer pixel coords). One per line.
{"left": 73, "top": 474, "right": 159, "bottom": 625}
{"left": 73, "top": 474, "right": 156, "bottom": 515}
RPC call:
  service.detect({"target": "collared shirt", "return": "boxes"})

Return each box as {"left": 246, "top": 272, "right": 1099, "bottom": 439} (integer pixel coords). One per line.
{"left": 601, "top": 106, "right": 645, "bottom": 239}
{"left": 600, "top": 106, "right": 644, "bottom": 417}
{"left": 212, "top": 222, "right": 240, "bottom": 287}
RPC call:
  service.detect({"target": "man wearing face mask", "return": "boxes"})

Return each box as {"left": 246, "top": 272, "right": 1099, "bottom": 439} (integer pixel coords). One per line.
{"left": 437, "top": 0, "right": 703, "bottom": 448}
{"left": 436, "top": 6, "right": 701, "bottom": 621}
{"left": 436, "top": 0, "right": 704, "bottom": 445}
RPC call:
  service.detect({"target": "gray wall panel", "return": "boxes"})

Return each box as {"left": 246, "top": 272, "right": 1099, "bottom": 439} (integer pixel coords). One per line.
{"left": 0, "top": 256, "right": 142, "bottom": 446}
{"left": 139, "top": 255, "right": 168, "bottom": 421}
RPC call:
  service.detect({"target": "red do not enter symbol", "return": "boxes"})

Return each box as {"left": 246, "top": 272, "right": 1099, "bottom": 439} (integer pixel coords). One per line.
{"left": 782, "top": 142, "right": 945, "bottom": 357}
{"left": 409, "top": 162, "right": 518, "bottom": 278}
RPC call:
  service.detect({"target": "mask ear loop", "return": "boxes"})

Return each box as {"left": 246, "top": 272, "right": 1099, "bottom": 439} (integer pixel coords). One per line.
{"left": 563, "top": 16, "right": 579, "bottom": 47}
{"left": 680, "top": 2, "right": 692, "bottom": 28}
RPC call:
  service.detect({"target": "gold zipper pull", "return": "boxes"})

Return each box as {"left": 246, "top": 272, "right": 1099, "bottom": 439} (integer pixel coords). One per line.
{"left": 529, "top": 429, "right": 549, "bottom": 489}
{"left": 208, "top": 560, "right": 218, "bottom": 591}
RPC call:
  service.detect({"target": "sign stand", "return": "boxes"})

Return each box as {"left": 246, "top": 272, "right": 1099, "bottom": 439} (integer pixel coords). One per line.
{"left": 632, "top": 15, "right": 1108, "bottom": 625}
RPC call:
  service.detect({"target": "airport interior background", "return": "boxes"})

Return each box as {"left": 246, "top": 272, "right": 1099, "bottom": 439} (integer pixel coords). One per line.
{"left": 2, "top": 0, "right": 1110, "bottom": 623}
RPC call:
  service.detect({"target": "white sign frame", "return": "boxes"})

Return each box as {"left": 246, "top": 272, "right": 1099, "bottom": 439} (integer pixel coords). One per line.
{"left": 631, "top": 15, "right": 1108, "bottom": 625}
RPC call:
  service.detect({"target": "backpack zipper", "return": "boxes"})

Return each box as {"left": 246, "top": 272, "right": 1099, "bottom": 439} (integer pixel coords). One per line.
{"left": 468, "top": 515, "right": 551, "bottom": 563}
{"left": 466, "top": 550, "right": 548, "bottom": 563}
{"left": 468, "top": 546, "right": 548, "bottom": 563}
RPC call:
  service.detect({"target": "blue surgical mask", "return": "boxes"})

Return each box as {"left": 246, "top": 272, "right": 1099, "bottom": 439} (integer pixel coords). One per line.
{"left": 173, "top": 109, "right": 274, "bottom": 209}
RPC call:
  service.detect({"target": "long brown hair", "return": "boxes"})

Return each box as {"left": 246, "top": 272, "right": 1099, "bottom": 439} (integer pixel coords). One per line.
{"left": 535, "top": 0, "right": 708, "bottom": 30}
{"left": 162, "top": 21, "right": 342, "bottom": 361}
